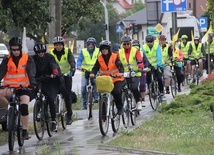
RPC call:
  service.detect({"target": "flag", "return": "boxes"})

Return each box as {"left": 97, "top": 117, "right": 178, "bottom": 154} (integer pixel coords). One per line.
{"left": 191, "top": 30, "right": 194, "bottom": 42}
{"left": 172, "top": 28, "right": 180, "bottom": 46}
{"left": 22, "top": 27, "right": 28, "bottom": 53}
{"left": 41, "top": 37, "right": 45, "bottom": 43}
{"left": 202, "top": 24, "right": 213, "bottom": 44}
{"left": 155, "top": 36, "right": 159, "bottom": 43}
{"left": 70, "top": 40, "right": 74, "bottom": 53}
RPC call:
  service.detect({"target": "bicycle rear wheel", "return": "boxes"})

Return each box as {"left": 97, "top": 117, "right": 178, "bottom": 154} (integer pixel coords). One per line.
{"left": 8, "top": 107, "right": 16, "bottom": 151}
{"left": 87, "top": 91, "right": 93, "bottom": 120}
{"left": 122, "top": 92, "right": 129, "bottom": 128}
{"left": 45, "top": 101, "right": 53, "bottom": 137}
{"left": 99, "top": 95, "right": 109, "bottom": 136}
{"left": 170, "top": 76, "right": 177, "bottom": 98}
{"left": 17, "top": 110, "right": 24, "bottom": 146}
{"left": 130, "top": 94, "right": 137, "bottom": 126}
{"left": 33, "top": 99, "right": 45, "bottom": 140}
{"left": 149, "top": 82, "right": 159, "bottom": 111}
{"left": 111, "top": 100, "right": 120, "bottom": 133}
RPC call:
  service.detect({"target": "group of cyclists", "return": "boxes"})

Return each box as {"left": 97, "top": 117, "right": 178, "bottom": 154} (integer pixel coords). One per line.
{"left": 0, "top": 32, "right": 213, "bottom": 142}
{"left": 0, "top": 36, "right": 75, "bottom": 140}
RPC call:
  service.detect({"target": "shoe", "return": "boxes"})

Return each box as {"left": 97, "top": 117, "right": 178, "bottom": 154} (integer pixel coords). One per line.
{"left": 141, "top": 101, "right": 146, "bottom": 107}
{"left": 94, "top": 99, "right": 98, "bottom": 104}
{"left": 136, "top": 101, "right": 142, "bottom": 111}
{"left": 178, "top": 88, "right": 181, "bottom": 92}
{"left": 81, "top": 107, "right": 87, "bottom": 110}
{"left": 166, "top": 89, "right": 170, "bottom": 94}
{"left": 117, "top": 107, "right": 124, "bottom": 115}
{"left": 51, "top": 121, "right": 58, "bottom": 132}
{"left": 22, "top": 130, "right": 31, "bottom": 140}
{"left": 66, "top": 117, "right": 72, "bottom": 125}
{"left": 188, "top": 75, "right": 191, "bottom": 80}
{"left": 191, "top": 78, "right": 196, "bottom": 83}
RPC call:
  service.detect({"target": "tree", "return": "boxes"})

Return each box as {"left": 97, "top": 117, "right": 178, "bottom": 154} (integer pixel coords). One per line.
{"left": 0, "top": 0, "right": 101, "bottom": 42}
{"left": 207, "top": 0, "right": 214, "bottom": 28}
{"left": 120, "top": 2, "right": 146, "bottom": 18}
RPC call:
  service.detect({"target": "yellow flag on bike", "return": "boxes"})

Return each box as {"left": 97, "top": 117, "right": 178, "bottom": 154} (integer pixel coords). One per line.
{"left": 172, "top": 28, "right": 180, "bottom": 47}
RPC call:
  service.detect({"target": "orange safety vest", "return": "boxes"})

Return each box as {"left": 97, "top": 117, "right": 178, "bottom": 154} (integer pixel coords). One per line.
{"left": 3, "top": 53, "right": 30, "bottom": 87}
{"left": 98, "top": 53, "right": 124, "bottom": 83}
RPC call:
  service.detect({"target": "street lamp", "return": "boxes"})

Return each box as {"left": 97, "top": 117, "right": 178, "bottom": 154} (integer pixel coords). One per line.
{"left": 100, "top": 0, "right": 109, "bottom": 41}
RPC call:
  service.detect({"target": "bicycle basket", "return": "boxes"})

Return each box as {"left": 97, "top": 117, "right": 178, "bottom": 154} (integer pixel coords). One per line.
{"left": 96, "top": 76, "right": 114, "bottom": 93}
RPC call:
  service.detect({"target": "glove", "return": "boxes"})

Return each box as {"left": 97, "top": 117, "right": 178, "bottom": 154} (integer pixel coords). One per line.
{"left": 69, "top": 72, "right": 73, "bottom": 77}
{"left": 52, "top": 68, "right": 58, "bottom": 75}
{"left": 69, "top": 68, "right": 76, "bottom": 77}
{"left": 28, "top": 84, "right": 37, "bottom": 90}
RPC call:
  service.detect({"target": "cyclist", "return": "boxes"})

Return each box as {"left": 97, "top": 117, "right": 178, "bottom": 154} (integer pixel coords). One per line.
{"left": 119, "top": 36, "right": 144, "bottom": 111}
{"left": 90, "top": 40, "right": 125, "bottom": 115}
{"left": 204, "top": 33, "right": 214, "bottom": 74}
{"left": 77, "top": 37, "right": 99, "bottom": 109}
{"left": 178, "top": 35, "right": 191, "bottom": 79}
{"left": 50, "top": 36, "right": 75, "bottom": 126}
{"left": 112, "top": 43, "right": 120, "bottom": 54}
{"left": 0, "top": 37, "right": 36, "bottom": 139}
{"left": 33, "top": 42, "right": 65, "bottom": 132}
{"left": 142, "top": 35, "right": 165, "bottom": 97}
{"left": 159, "top": 34, "right": 172, "bottom": 94}
{"left": 188, "top": 36, "right": 205, "bottom": 83}
{"left": 132, "top": 40, "right": 149, "bottom": 107}
{"left": 169, "top": 45, "right": 184, "bottom": 92}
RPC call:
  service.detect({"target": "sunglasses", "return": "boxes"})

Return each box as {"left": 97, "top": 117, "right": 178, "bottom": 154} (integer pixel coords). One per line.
{"left": 37, "top": 51, "right": 45, "bottom": 54}
{"left": 147, "top": 41, "right": 153, "bottom": 43}
{"left": 11, "top": 48, "right": 20, "bottom": 52}
{"left": 123, "top": 43, "right": 130, "bottom": 46}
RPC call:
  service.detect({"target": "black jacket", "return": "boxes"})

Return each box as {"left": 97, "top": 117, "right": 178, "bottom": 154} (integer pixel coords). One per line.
{"left": 0, "top": 54, "right": 36, "bottom": 85}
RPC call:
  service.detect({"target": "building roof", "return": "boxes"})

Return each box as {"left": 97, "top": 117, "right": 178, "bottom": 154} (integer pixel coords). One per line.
{"left": 118, "top": 0, "right": 133, "bottom": 9}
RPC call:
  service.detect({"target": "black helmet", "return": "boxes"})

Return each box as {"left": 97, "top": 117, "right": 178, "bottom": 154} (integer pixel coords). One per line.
{"left": 34, "top": 42, "right": 47, "bottom": 54}
{"left": 121, "top": 36, "right": 131, "bottom": 43}
{"left": 146, "top": 35, "right": 154, "bottom": 42}
{"left": 9, "top": 37, "right": 22, "bottom": 47}
{"left": 86, "top": 37, "right": 96, "bottom": 45}
{"left": 99, "top": 40, "right": 111, "bottom": 51}
{"left": 132, "top": 40, "right": 140, "bottom": 47}
{"left": 112, "top": 43, "right": 120, "bottom": 52}
{"left": 53, "top": 36, "right": 64, "bottom": 45}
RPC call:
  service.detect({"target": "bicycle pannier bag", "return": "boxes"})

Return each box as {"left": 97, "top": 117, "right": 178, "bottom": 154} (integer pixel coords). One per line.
{"left": 96, "top": 76, "right": 114, "bottom": 93}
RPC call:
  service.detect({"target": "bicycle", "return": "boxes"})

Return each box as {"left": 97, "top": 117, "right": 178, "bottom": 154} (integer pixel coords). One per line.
{"left": 122, "top": 64, "right": 138, "bottom": 128}
{"left": 169, "top": 60, "right": 178, "bottom": 98}
{"left": 81, "top": 69, "right": 95, "bottom": 120}
{"left": 147, "top": 67, "right": 163, "bottom": 112}
{"left": 4, "top": 86, "right": 29, "bottom": 151}
{"left": 97, "top": 75, "right": 120, "bottom": 136}
{"left": 33, "top": 76, "right": 53, "bottom": 140}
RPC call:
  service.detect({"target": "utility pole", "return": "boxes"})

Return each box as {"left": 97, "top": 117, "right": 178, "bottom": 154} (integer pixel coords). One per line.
{"left": 55, "top": 0, "right": 62, "bottom": 36}
{"left": 48, "top": 0, "right": 55, "bottom": 43}
{"left": 100, "top": 0, "right": 109, "bottom": 41}
{"left": 172, "top": 12, "right": 177, "bottom": 36}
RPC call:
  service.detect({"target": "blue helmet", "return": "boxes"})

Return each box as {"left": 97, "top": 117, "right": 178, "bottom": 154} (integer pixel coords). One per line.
{"left": 112, "top": 43, "right": 120, "bottom": 52}
{"left": 86, "top": 37, "right": 96, "bottom": 45}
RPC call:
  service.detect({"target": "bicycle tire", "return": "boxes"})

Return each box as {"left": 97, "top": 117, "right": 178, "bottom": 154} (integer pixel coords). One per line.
{"left": 33, "top": 99, "right": 45, "bottom": 140}
{"left": 130, "top": 94, "right": 137, "bottom": 126}
{"left": 17, "top": 110, "right": 24, "bottom": 146}
{"left": 111, "top": 100, "right": 120, "bottom": 133}
{"left": 61, "top": 101, "right": 67, "bottom": 130}
{"left": 148, "top": 82, "right": 159, "bottom": 111}
{"left": 122, "top": 92, "right": 129, "bottom": 128}
{"left": 8, "top": 107, "right": 16, "bottom": 151}
{"left": 87, "top": 91, "right": 93, "bottom": 120}
{"left": 98, "top": 95, "right": 109, "bottom": 136}
{"left": 170, "top": 76, "right": 177, "bottom": 98}
{"left": 45, "top": 101, "right": 53, "bottom": 137}
{"left": 196, "top": 69, "right": 199, "bottom": 85}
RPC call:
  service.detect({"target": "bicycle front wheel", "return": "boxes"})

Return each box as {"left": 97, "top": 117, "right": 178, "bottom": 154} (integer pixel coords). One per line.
{"left": 61, "top": 101, "right": 67, "bottom": 130}
{"left": 8, "top": 107, "right": 16, "bottom": 151}
{"left": 149, "top": 82, "right": 159, "bottom": 111}
{"left": 111, "top": 100, "right": 120, "bottom": 133}
{"left": 130, "top": 94, "right": 137, "bottom": 126}
{"left": 17, "top": 110, "right": 24, "bottom": 146}
{"left": 98, "top": 95, "right": 109, "bottom": 136}
{"left": 33, "top": 99, "right": 45, "bottom": 140}
{"left": 87, "top": 91, "right": 93, "bottom": 120}
{"left": 122, "top": 92, "right": 130, "bottom": 128}
{"left": 170, "top": 76, "right": 177, "bottom": 98}
{"left": 45, "top": 101, "right": 53, "bottom": 137}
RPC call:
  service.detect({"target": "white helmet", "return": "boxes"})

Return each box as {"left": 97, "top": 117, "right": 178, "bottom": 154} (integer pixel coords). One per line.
{"left": 53, "top": 36, "right": 64, "bottom": 45}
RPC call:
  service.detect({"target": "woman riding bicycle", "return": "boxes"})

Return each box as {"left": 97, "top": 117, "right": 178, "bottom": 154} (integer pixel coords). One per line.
{"left": 89, "top": 40, "right": 125, "bottom": 115}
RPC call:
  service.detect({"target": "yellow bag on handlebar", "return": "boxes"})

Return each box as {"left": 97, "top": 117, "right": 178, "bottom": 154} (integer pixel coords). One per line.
{"left": 96, "top": 76, "right": 114, "bottom": 93}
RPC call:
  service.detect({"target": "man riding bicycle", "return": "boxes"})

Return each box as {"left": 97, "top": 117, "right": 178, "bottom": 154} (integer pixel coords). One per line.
{"left": 119, "top": 36, "right": 144, "bottom": 111}
{"left": 0, "top": 37, "right": 36, "bottom": 139}
{"left": 90, "top": 40, "right": 125, "bottom": 115}
{"left": 50, "top": 36, "right": 75, "bottom": 126}
{"left": 188, "top": 36, "right": 205, "bottom": 83}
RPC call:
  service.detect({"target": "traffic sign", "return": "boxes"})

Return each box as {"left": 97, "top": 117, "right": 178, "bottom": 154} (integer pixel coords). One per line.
{"left": 147, "top": 27, "right": 159, "bottom": 36}
{"left": 116, "top": 25, "right": 124, "bottom": 33}
{"left": 197, "top": 17, "right": 208, "bottom": 32}
{"left": 161, "top": 0, "right": 187, "bottom": 13}
{"left": 155, "top": 23, "right": 163, "bottom": 32}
